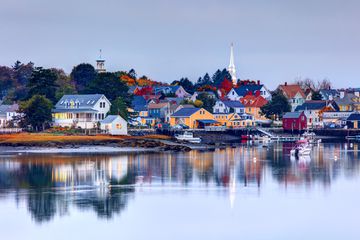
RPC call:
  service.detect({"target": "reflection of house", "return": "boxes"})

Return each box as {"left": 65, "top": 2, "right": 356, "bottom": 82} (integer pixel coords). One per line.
{"left": 100, "top": 115, "right": 128, "bottom": 135}
{"left": 0, "top": 103, "right": 19, "bottom": 127}
{"left": 52, "top": 94, "right": 111, "bottom": 129}
{"left": 282, "top": 111, "right": 307, "bottom": 131}
{"left": 213, "top": 100, "right": 245, "bottom": 114}
{"left": 170, "top": 107, "right": 217, "bottom": 129}
{"left": 277, "top": 83, "right": 306, "bottom": 112}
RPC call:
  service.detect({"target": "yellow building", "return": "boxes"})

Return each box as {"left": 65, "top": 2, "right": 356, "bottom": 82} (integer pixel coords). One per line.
{"left": 170, "top": 107, "right": 217, "bottom": 129}
{"left": 214, "top": 113, "right": 255, "bottom": 128}
{"left": 240, "top": 95, "right": 268, "bottom": 121}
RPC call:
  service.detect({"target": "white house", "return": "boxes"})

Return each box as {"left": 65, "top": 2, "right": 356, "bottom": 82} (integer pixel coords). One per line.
{"left": 52, "top": 94, "right": 111, "bottom": 129}
{"left": 227, "top": 84, "right": 271, "bottom": 101}
{"left": 154, "top": 86, "right": 191, "bottom": 98}
{"left": 0, "top": 104, "right": 19, "bottom": 128}
{"left": 213, "top": 100, "right": 245, "bottom": 114}
{"left": 277, "top": 83, "right": 306, "bottom": 112}
{"left": 100, "top": 115, "right": 128, "bottom": 135}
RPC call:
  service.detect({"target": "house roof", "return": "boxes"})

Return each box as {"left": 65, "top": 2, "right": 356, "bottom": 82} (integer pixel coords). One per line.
{"left": 240, "top": 95, "right": 268, "bottom": 108}
{"left": 221, "top": 100, "right": 244, "bottom": 108}
{"left": 131, "top": 96, "right": 147, "bottom": 111}
{"left": 283, "top": 112, "right": 304, "bottom": 118}
{"left": 278, "top": 84, "right": 306, "bottom": 99}
{"left": 101, "top": 115, "right": 124, "bottom": 124}
{"left": 171, "top": 107, "right": 200, "bottom": 117}
{"left": 334, "top": 93, "right": 360, "bottom": 105}
{"left": 55, "top": 94, "right": 106, "bottom": 109}
{"left": 232, "top": 84, "right": 264, "bottom": 97}
{"left": 0, "top": 104, "right": 19, "bottom": 116}
{"left": 347, "top": 113, "right": 360, "bottom": 121}
{"left": 294, "top": 101, "right": 327, "bottom": 111}
{"left": 148, "top": 102, "right": 169, "bottom": 109}
{"left": 319, "top": 89, "right": 339, "bottom": 99}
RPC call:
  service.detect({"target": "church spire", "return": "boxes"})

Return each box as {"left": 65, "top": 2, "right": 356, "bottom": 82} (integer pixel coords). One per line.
{"left": 228, "top": 43, "right": 237, "bottom": 86}
{"left": 96, "top": 49, "right": 106, "bottom": 73}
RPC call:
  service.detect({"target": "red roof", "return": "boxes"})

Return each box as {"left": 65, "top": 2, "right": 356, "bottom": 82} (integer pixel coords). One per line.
{"left": 278, "top": 84, "right": 306, "bottom": 99}
{"left": 240, "top": 95, "right": 268, "bottom": 108}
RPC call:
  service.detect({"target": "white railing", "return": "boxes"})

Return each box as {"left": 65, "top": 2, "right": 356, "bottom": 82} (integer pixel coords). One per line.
{"left": 0, "top": 128, "right": 22, "bottom": 134}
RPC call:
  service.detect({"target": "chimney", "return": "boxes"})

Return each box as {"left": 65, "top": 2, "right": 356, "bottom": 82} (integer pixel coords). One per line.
{"left": 340, "top": 90, "right": 345, "bottom": 99}
{"left": 285, "top": 82, "right": 288, "bottom": 86}
{"left": 355, "top": 91, "right": 359, "bottom": 97}
{"left": 257, "top": 80, "right": 260, "bottom": 85}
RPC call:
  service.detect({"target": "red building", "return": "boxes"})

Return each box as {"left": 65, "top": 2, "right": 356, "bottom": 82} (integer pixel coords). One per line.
{"left": 282, "top": 111, "right": 307, "bottom": 131}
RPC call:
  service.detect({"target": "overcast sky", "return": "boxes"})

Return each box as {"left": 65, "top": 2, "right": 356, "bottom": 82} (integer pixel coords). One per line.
{"left": 0, "top": 0, "right": 359, "bottom": 88}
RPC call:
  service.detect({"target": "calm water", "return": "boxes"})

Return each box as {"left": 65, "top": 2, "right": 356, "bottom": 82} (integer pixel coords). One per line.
{"left": 0, "top": 142, "right": 360, "bottom": 240}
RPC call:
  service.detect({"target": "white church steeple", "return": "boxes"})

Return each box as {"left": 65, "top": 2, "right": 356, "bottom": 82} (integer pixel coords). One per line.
{"left": 228, "top": 43, "right": 237, "bottom": 86}
{"left": 96, "top": 49, "right": 106, "bottom": 73}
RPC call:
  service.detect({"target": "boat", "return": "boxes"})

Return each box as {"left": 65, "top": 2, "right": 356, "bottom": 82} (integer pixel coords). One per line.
{"left": 175, "top": 131, "right": 201, "bottom": 143}
{"left": 290, "top": 140, "right": 312, "bottom": 157}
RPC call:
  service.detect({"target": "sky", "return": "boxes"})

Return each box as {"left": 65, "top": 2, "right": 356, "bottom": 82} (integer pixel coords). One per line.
{"left": 0, "top": 0, "right": 359, "bottom": 89}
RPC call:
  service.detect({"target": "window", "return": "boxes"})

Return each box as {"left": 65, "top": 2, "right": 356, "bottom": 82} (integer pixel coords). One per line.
{"left": 116, "top": 124, "right": 122, "bottom": 129}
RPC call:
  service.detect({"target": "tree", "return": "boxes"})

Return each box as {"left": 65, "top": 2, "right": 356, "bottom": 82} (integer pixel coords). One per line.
{"left": 19, "top": 95, "right": 53, "bottom": 131}
{"left": 260, "top": 91, "right": 291, "bottom": 119}
{"left": 171, "top": 77, "right": 195, "bottom": 94}
{"left": 70, "top": 63, "right": 97, "bottom": 93}
{"left": 12, "top": 61, "right": 34, "bottom": 101}
{"left": 317, "top": 79, "right": 332, "bottom": 90}
{"left": 197, "top": 92, "right": 216, "bottom": 113}
{"left": 193, "top": 99, "right": 203, "bottom": 108}
{"left": 110, "top": 97, "right": 128, "bottom": 120}
{"left": 212, "top": 68, "right": 231, "bottom": 87}
{"left": 52, "top": 68, "right": 76, "bottom": 101}
{"left": 196, "top": 73, "right": 212, "bottom": 87}
{"left": 311, "top": 90, "right": 323, "bottom": 100}
{"left": 219, "top": 78, "right": 233, "bottom": 95}
{"left": 0, "top": 66, "right": 14, "bottom": 98}
{"left": 27, "top": 67, "right": 58, "bottom": 103}
{"left": 128, "top": 69, "right": 137, "bottom": 79}
{"left": 85, "top": 72, "right": 129, "bottom": 102}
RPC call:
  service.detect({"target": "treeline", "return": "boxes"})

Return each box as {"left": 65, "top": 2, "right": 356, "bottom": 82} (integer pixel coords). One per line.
{"left": 0, "top": 61, "right": 133, "bottom": 130}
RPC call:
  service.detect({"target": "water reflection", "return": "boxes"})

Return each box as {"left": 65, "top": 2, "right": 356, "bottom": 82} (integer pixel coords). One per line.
{"left": 0, "top": 142, "right": 359, "bottom": 223}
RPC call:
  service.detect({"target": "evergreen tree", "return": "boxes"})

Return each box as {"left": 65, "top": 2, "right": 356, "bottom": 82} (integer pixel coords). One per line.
{"left": 311, "top": 91, "right": 323, "bottom": 100}
{"left": 27, "top": 67, "right": 58, "bottom": 103}
{"left": 197, "top": 92, "right": 216, "bottom": 113}
{"left": 110, "top": 97, "right": 128, "bottom": 120}
{"left": 85, "top": 72, "right": 129, "bottom": 102}
{"left": 70, "top": 63, "right": 97, "bottom": 93}
{"left": 19, "top": 95, "right": 53, "bottom": 131}
{"left": 261, "top": 91, "right": 291, "bottom": 119}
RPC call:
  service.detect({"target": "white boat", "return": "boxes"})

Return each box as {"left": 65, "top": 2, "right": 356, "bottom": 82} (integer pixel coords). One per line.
{"left": 175, "top": 131, "right": 201, "bottom": 143}
{"left": 302, "top": 131, "right": 321, "bottom": 144}
{"left": 290, "top": 140, "right": 312, "bottom": 157}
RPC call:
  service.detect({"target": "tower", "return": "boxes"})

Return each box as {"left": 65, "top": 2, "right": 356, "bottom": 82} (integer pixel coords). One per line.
{"left": 96, "top": 49, "right": 106, "bottom": 73}
{"left": 228, "top": 43, "right": 237, "bottom": 86}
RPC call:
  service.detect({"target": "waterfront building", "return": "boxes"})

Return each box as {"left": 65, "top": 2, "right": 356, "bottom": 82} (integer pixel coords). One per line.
{"left": 170, "top": 107, "right": 217, "bottom": 129}
{"left": 213, "top": 100, "right": 245, "bottom": 114}
{"left": 294, "top": 100, "right": 337, "bottom": 128}
{"left": 214, "top": 112, "right": 255, "bottom": 128}
{"left": 277, "top": 83, "right": 306, "bottom": 112}
{"left": 282, "top": 111, "right": 307, "bottom": 131}
{"left": 100, "top": 115, "right": 128, "bottom": 135}
{"left": 322, "top": 111, "right": 353, "bottom": 127}
{"left": 52, "top": 94, "right": 111, "bottom": 129}
{"left": 148, "top": 102, "right": 170, "bottom": 122}
{"left": 240, "top": 95, "right": 268, "bottom": 121}
{"left": 346, "top": 113, "right": 360, "bottom": 129}
{"left": 0, "top": 103, "right": 19, "bottom": 128}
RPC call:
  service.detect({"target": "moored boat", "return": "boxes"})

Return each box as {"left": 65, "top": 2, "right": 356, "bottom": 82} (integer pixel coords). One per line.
{"left": 175, "top": 131, "right": 201, "bottom": 143}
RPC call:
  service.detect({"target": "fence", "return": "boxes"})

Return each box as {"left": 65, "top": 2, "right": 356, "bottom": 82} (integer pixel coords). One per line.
{"left": 0, "top": 128, "right": 22, "bottom": 134}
